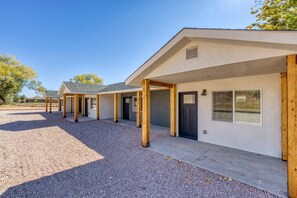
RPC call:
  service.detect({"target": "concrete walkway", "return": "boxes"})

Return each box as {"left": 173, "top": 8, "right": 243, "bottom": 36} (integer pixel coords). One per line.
{"left": 102, "top": 119, "right": 170, "bottom": 140}
{"left": 65, "top": 113, "right": 96, "bottom": 122}
{"left": 149, "top": 136, "right": 287, "bottom": 197}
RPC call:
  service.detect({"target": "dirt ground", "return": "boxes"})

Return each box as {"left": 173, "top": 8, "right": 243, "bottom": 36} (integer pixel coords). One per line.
{"left": 0, "top": 110, "right": 102, "bottom": 194}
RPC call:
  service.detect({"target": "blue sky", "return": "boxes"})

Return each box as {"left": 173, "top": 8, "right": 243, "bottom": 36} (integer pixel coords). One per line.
{"left": 0, "top": 0, "right": 255, "bottom": 97}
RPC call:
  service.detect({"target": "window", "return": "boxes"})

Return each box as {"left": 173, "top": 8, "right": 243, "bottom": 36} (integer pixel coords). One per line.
{"left": 235, "top": 89, "right": 261, "bottom": 124}
{"left": 212, "top": 91, "right": 233, "bottom": 122}
{"left": 212, "top": 89, "right": 261, "bottom": 125}
{"left": 90, "top": 98, "right": 96, "bottom": 109}
{"left": 183, "top": 94, "right": 196, "bottom": 104}
{"left": 132, "top": 96, "right": 142, "bottom": 112}
{"left": 132, "top": 96, "right": 137, "bottom": 112}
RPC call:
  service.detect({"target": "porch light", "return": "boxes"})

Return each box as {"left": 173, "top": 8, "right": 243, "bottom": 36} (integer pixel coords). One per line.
{"left": 201, "top": 89, "right": 207, "bottom": 96}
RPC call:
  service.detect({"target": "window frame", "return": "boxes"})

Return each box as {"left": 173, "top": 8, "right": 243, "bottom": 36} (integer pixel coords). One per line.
{"left": 233, "top": 88, "right": 262, "bottom": 126}
{"left": 212, "top": 90, "right": 234, "bottom": 123}
{"left": 90, "top": 97, "right": 96, "bottom": 109}
{"left": 132, "top": 95, "right": 143, "bottom": 112}
{"left": 211, "top": 88, "right": 262, "bottom": 126}
{"left": 132, "top": 96, "right": 137, "bottom": 112}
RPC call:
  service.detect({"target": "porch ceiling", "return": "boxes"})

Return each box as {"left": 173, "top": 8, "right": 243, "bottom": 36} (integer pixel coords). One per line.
{"left": 148, "top": 56, "right": 286, "bottom": 84}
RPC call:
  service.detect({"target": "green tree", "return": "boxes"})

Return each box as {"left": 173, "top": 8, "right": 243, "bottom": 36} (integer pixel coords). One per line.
{"left": 70, "top": 73, "right": 103, "bottom": 85}
{"left": 21, "top": 94, "right": 26, "bottom": 103}
{"left": 13, "top": 95, "right": 19, "bottom": 103}
{"left": 247, "top": 0, "right": 297, "bottom": 30}
{"left": 0, "top": 54, "right": 45, "bottom": 104}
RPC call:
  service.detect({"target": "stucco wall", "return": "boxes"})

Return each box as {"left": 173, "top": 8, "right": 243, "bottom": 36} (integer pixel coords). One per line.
{"left": 61, "top": 97, "right": 73, "bottom": 113}
{"left": 151, "top": 90, "right": 170, "bottom": 127}
{"left": 121, "top": 90, "right": 170, "bottom": 127}
{"left": 85, "top": 94, "right": 121, "bottom": 120}
{"left": 176, "top": 73, "right": 281, "bottom": 158}
{"left": 86, "top": 96, "right": 96, "bottom": 119}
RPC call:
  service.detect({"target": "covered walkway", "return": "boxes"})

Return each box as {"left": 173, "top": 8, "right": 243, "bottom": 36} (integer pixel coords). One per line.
{"left": 65, "top": 113, "right": 96, "bottom": 122}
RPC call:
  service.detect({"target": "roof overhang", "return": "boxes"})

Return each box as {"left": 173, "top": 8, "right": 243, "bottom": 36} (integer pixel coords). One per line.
{"left": 126, "top": 28, "right": 297, "bottom": 86}
{"left": 98, "top": 87, "right": 167, "bottom": 95}
{"left": 57, "top": 82, "right": 71, "bottom": 96}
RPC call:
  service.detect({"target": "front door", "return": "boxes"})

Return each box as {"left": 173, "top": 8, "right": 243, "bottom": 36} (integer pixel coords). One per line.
{"left": 79, "top": 99, "right": 82, "bottom": 113}
{"left": 123, "top": 97, "right": 130, "bottom": 120}
{"left": 179, "top": 92, "right": 198, "bottom": 140}
{"left": 85, "top": 98, "right": 88, "bottom": 117}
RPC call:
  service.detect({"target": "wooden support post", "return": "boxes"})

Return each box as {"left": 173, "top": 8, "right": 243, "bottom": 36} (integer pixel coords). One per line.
{"left": 58, "top": 98, "right": 61, "bottom": 111}
{"left": 287, "top": 54, "right": 297, "bottom": 198}
{"left": 45, "top": 97, "right": 48, "bottom": 112}
{"left": 63, "top": 95, "right": 66, "bottom": 118}
{"left": 136, "top": 91, "right": 142, "bottom": 128}
{"left": 70, "top": 97, "right": 73, "bottom": 113}
{"left": 82, "top": 95, "right": 85, "bottom": 116}
{"left": 74, "top": 94, "right": 79, "bottom": 122}
{"left": 281, "top": 72, "right": 288, "bottom": 161}
{"left": 170, "top": 84, "right": 176, "bottom": 136}
{"left": 142, "top": 79, "right": 150, "bottom": 147}
{"left": 96, "top": 94, "right": 100, "bottom": 120}
{"left": 114, "top": 93, "right": 118, "bottom": 123}
{"left": 49, "top": 97, "right": 52, "bottom": 113}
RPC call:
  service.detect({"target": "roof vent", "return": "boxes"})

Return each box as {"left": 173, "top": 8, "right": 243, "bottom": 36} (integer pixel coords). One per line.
{"left": 186, "top": 46, "right": 198, "bottom": 60}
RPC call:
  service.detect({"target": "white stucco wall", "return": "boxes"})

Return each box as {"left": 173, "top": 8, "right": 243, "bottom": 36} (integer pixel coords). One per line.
{"left": 85, "top": 97, "right": 95, "bottom": 119}
{"left": 176, "top": 73, "right": 281, "bottom": 158}
{"left": 86, "top": 94, "right": 122, "bottom": 120}
{"left": 99, "top": 95, "right": 114, "bottom": 119}
{"left": 61, "top": 97, "right": 73, "bottom": 113}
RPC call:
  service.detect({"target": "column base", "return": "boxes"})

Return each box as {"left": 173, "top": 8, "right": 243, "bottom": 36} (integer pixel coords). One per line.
{"left": 142, "top": 142, "right": 150, "bottom": 147}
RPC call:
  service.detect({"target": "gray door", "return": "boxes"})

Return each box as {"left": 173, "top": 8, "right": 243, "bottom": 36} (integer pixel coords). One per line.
{"left": 179, "top": 92, "right": 198, "bottom": 140}
{"left": 85, "top": 98, "right": 88, "bottom": 117}
{"left": 123, "top": 97, "right": 130, "bottom": 120}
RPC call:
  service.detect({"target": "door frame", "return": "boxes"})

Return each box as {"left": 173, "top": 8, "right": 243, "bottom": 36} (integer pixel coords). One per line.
{"left": 122, "top": 97, "right": 130, "bottom": 120}
{"left": 178, "top": 91, "right": 198, "bottom": 140}
{"left": 85, "top": 98, "right": 88, "bottom": 117}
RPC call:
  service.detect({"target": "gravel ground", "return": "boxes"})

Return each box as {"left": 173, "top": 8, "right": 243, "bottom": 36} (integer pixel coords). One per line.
{"left": 0, "top": 110, "right": 279, "bottom": 198}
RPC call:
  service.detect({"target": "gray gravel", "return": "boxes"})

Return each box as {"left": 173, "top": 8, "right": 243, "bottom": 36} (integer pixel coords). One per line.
{"left": 0, "top": 110, "right": 279, "bottom": 198}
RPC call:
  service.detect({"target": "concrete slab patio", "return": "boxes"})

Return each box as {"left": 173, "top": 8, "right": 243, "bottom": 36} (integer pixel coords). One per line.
{"left": 102, "top": 119, "right": 170, "bottom": 141}
{"left": 148, "top": 136, "right": 287, "bottom": 197}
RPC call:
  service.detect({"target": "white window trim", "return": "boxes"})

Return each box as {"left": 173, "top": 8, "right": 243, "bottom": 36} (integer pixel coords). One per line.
{"left": 211, "top": 88, "right": 262, "bottom": 126}
{"left": 211, "top": 90, "right": 233, "bottom": 123}
{"left": 132, "top": 96, "right": 137, "bottom": 112}
{"left": 90, "top": 97, "right": 96, "bottom": 109}
{"left": 233, "top": 88, "right": 262, "bottom": 126}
